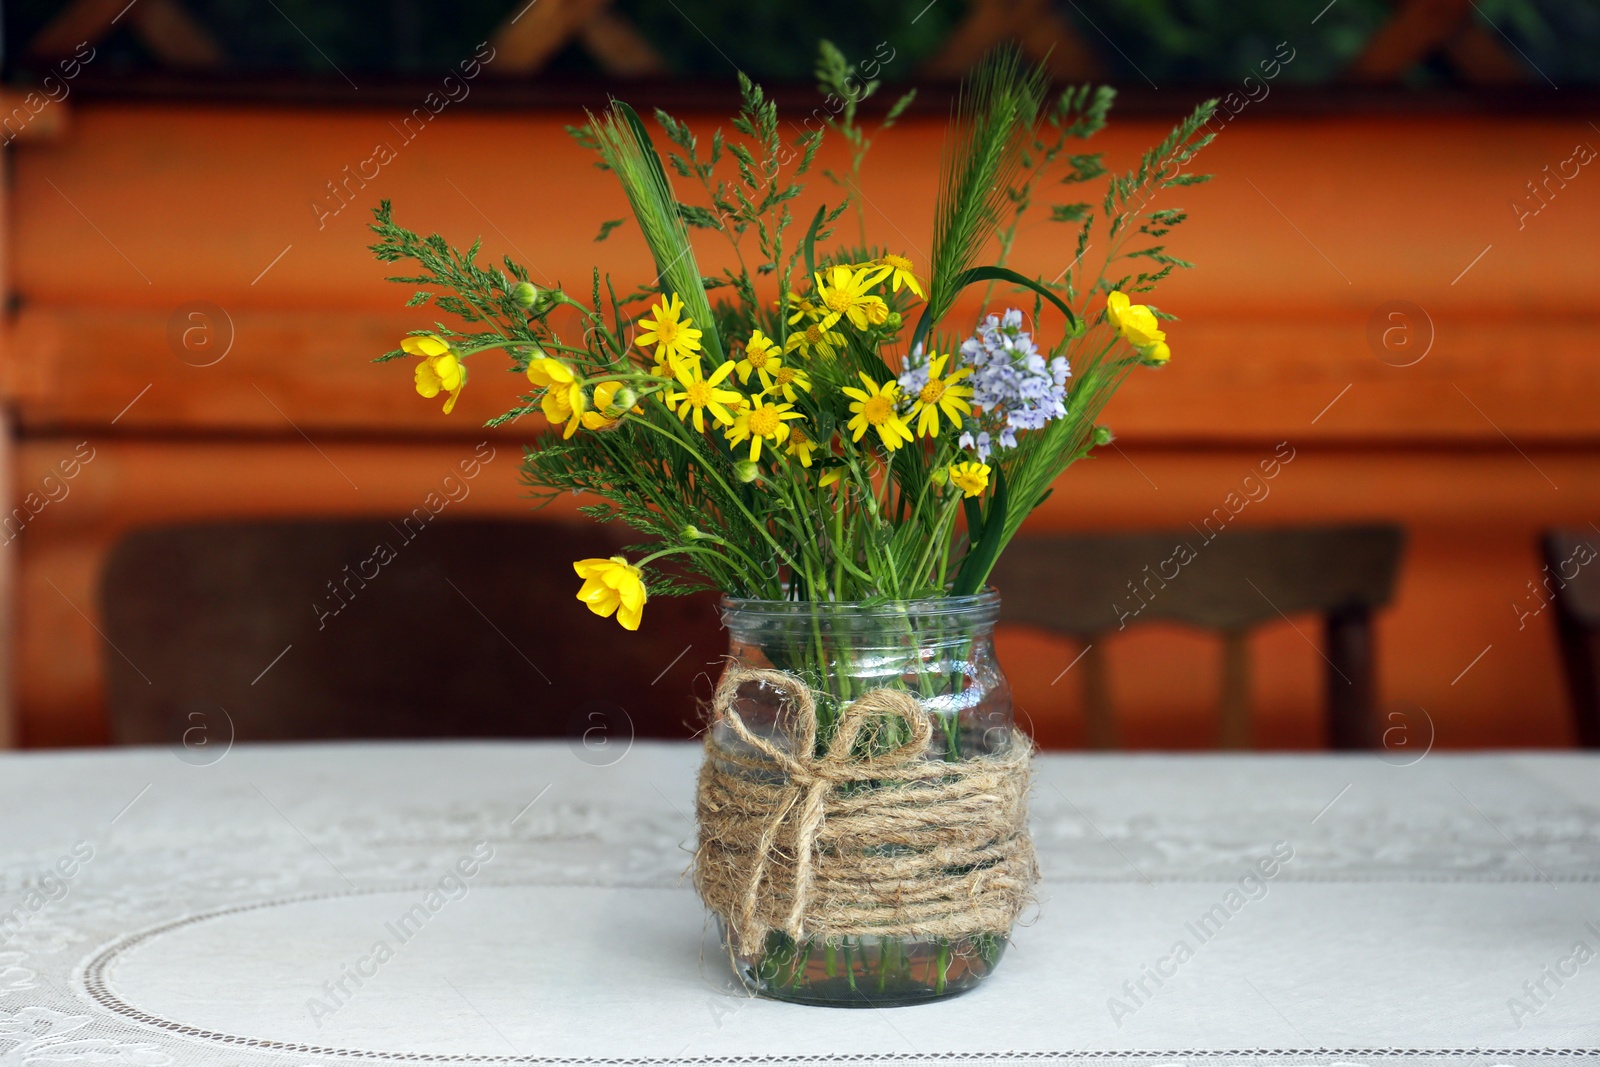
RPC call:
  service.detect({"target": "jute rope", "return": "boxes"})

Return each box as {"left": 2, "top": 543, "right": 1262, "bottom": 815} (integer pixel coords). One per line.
{"left": 694, "top": 666, "right": 1038, "bottom": 955}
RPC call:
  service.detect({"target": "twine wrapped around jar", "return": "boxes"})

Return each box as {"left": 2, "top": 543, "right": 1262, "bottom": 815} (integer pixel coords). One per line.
{"left": 694, "top": 667, "right": 1039, "bottom": 956}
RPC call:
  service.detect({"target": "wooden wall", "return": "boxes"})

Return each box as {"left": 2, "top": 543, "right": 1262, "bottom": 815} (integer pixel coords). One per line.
{"left": 4, "top": 98, "right": 1597, "bottom": 748}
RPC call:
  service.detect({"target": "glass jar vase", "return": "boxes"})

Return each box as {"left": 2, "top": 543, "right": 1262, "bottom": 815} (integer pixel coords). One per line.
{"left": 707, "top": 592, "right": 1019, "bottom": 1007}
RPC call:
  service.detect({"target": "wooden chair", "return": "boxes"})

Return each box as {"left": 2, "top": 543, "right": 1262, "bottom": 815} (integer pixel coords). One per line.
{"left": 988, "top": 525, "right": 1405, "bottom": 749}
{"left": 99, "top": 519, "right": 722, "bottom": 746}
{"left": 1542, "top": 530, "right": 1600, "bottom": 748}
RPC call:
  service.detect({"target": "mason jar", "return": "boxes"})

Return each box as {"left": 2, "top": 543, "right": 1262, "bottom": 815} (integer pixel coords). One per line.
{"left": 703, "top": 591, "right": 1023, "bottom": 1007}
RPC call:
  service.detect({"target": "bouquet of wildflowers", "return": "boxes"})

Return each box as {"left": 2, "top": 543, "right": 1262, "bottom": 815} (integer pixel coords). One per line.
{"left": 369, "top": 49, "right": 1215, "bottom": 632}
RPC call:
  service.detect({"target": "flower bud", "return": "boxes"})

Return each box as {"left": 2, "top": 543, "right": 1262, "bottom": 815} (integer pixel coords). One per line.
{"left": 885, "top": 311, "right": 903, "bottom": 330}
{"left": 930, "top": 466, "right": 949, "bottom": 487}
{"left": 606, "top": 385, "right": 637, "bottom": 416}
{"left": 682, "top": 524, "right": 703, "bottom": 541}
{"left": 1093, "top": 425, "right": 1114, "bottom": 446}
{"left": 734, "top": 460, "right": 760, "bottom": 483}
{"left": 511, "top": 282, "right": 540, "bottom": 309}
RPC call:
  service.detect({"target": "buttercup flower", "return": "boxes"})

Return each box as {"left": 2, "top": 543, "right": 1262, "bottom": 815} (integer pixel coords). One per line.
{"left": 406, "top": 335, "right": 465, "bottom": 414}
{"left": 900, "top": 352, "right": 974, "bottom": 439}
{"left": 724, "top": 395, "right": 804, "bottom": 462}
{"left": 876, "top": 253, "right": 925, "bottom": 298}
{"left": 735, "top": 330, "right": 783, "bottom": 390}
{"left": 815, "top": 264, "right": 890, "bottom": 331}
{"left": 1106, "top": 290, "right": 1170, "bottom": 363}
{"left": 948, "top": 461, "right": 991, "bottom": 498}
{"left": 842, "top": 373, "right": 914, "bottom": 452}
{"left": 526, "top": 357, "right": 586, "bottom": 438}
{"left": 573, "top": 556, "right": 647, "bottom": 630}
{"left": 665, "top": 359, "right": 744, "bottom": 432}
{"left": 765, "top": 363, "right": 813, "bottom": 403}
{"left": 637, "top": 293, "right": 703, "bottom": 369}
{"left": 580, "top": 381, "right": 636, "bottom": 431}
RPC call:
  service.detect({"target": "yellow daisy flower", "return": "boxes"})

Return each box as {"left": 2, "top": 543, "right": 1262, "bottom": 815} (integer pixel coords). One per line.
{"left": 665, "top": 359, "right": 744, "bottom": 433}
{"left": 734, "top": 330, "right": 783, "bottom": 390}
{"left": 574, "top": 556, "right": 647, "bottom": 631}
{"left": 406, "top": 335, "right": 465, "bottom": 415}
{"left": 908, "top": 353, "right": 974, "bottom": 438}
{"left": 1106, "top": 290, "right": 1170, "bottom": 364}
{"left": 765, "top": 363, "right": 813, "bottom": 403}
{"left": 948, "top": 461, "right": 991, "bottom": 498}
{"left": 815, "top": 264, "right": 890, "bottom": 332}
{"left": 876, "top": 253, "right": 925, "bottom": 298}
{"left": 783, "top": 320, "right": 846, "bottom": 360}
{"left": 723, "top": 395, "right": 804, "bottom": 462}
{"left": 785, "top": 290, "right": 823, "bottom": 325}
{"left": 637, "top": 293, "right": 703, "bottom": 368}
{"left": 526, "top": 356, "right": 585, "bottom": 439}
{"left": 841, "top": 373, "right": 914, "bottom": 452}
{"left": 785, "top": 422, "right": 819, "bottom": 467}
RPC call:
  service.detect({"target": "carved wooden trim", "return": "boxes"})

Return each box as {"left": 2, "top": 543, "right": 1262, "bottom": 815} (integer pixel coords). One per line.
{"left": 490, "top": 0, "right": 666, "bottom": 77}
{"left": 30, "top": 0, "right": 225, "bottom": 70}
{"left": 921, "top": 0, "right": 1104, "bottom": 80}
{"left": 1346, "top": 0, "right": 1529, "bottom": 85}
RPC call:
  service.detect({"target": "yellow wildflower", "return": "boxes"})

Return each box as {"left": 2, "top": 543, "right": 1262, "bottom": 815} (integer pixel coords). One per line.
{"left": 406, "top": 335, "right": 465, "bottom": 415}
{"left": 526, "top": 357, "right": 585, "bottom": 439}
{"left": 785, "top": 290, "right": 823, "bottom": 325}
{"left": 580, "top": 381, "right": 635, "bottom": 431}
{"left": 815, "top": 264, "right": 890, "bottom": 331}
{"left": 948, "top": 461, "right": 991, "bottom": 498}
{"left": 785, "top": 422, "right": 819, "bottom": 467}
{"left": 735, "top": 330, "right": 783, "bottom": 390}
{"left": 908, "top": 353, "right": 974, "bottom": 438}
{"left": 665, "top": 359, "right": 744, "bottom": 433}
{"left": 783, "top": 320, "right": 845, "bottom": 360}
{"left": 876, "top": 253, "right": 925, "bottom": 298}
{"left": 765, "top": 363, "right": 813, "bottom": 403}
{"left": 573, "top": 556, "right": 647, "bottom": 631}
{"left": 841, "top": 373, "right": 914, "bottom": 452}
{"left": 637, "top": 293, "right": 703, "bottom": 369}
{"left": 724, "top": 395, "right": 804, "bottom": 462}
{"left": 1106, "top": 290, "right": 1170, "bottom": 364}
{"left": 819, "top": 466, "right": 844, "bottom": 488}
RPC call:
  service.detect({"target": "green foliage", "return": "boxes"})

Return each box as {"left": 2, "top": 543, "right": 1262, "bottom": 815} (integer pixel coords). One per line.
{"left": 589, "top": 104, "right": 724, "bottom": 364}
{"left": 814, "top": 39, "right": 917, "bottom": 244}
{"left": 927, "top": 49, "right": 1048, "bottom": 324}
{"left": 368, "top": 44, "right": 1220, "bottom": 607}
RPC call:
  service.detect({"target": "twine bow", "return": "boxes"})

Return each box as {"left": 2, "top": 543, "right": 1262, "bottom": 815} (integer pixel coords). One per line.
{"left": 694, "top": 666, "right": 1038, "bottom": 955}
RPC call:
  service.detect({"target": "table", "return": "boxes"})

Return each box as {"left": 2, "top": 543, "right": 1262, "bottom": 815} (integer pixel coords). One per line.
{"left": 1, "top": 741, "right": 1597, "bottom": 1065}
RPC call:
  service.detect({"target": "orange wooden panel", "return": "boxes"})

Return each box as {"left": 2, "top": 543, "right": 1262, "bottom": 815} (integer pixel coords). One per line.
{"left": 9, "top": 305, "right": 1600, "bottom": 442}
{"left": 9, "top": 106, "right": 1598, "bottom": 316}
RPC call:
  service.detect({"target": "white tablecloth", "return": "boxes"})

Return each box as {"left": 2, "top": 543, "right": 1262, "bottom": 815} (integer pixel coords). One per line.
{"left": 1, "top": 741, "right": 1597, "bottom": 1066}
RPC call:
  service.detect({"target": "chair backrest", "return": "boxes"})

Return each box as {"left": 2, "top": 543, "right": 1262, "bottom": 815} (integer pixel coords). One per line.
{"left": 1544, "top": 530, "right": 1600, "bottom": 625}
{"left": 988, "top": 524, "right": 1405, "bottom": 749}
{"left": 1541, "top": 529, "right": 1600, "bottom": 747}
{"left": 100, "top": 519, "right": 723, "bottom": 747}
{"left": 991, "top": 525, "right": 1404, "bottom": 635}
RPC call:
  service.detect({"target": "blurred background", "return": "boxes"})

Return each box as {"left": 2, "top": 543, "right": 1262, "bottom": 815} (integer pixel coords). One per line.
{"left": 1, "top": 0, "right": 1596, "bottom": 754}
